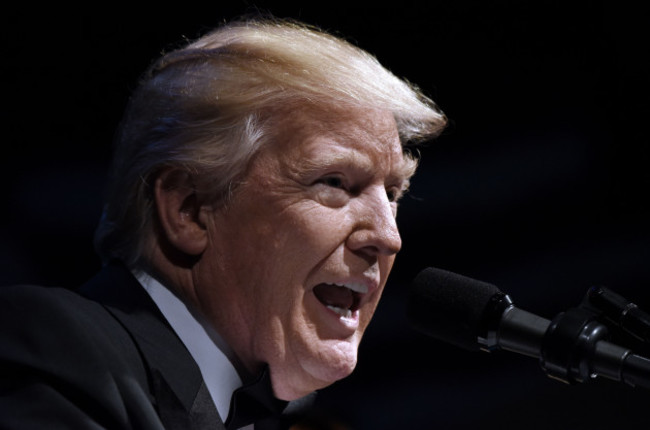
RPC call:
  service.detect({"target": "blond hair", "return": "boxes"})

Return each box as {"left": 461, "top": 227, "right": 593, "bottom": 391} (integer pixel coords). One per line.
{"left": 94, "top": 18, "right": 447, "bottom": 267}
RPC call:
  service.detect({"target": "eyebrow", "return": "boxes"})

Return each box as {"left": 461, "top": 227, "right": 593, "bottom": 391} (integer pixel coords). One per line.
{"left": 295, "top": 145, "right": 417, "bottom": 186}
{"left": 393, "top": 153, "right": 418, "bottom": 184}
{"left": 304, "top": 150, "right": 371, "bottom": 171}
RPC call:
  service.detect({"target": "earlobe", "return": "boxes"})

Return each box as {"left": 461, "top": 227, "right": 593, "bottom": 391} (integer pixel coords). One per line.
{"left": 154, "top": 168, "right": 209, "bottom": 256}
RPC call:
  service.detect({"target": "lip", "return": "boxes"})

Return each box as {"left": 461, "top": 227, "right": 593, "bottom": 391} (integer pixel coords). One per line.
{"left": 308, "top": 276, "right": 380, "bottom": 335}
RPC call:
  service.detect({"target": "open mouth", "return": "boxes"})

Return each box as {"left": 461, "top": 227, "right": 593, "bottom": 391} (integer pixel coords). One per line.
{"left": 313, "top": 282, "right": 367, "bottom": 318}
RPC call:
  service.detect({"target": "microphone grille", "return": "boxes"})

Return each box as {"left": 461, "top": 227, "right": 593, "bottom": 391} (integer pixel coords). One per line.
{"left": 407, "top": 267, "right": 503, "bottom": 351}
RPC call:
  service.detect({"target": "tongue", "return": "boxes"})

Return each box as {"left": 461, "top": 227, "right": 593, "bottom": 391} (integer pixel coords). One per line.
{"left": 313, "top": 284, "right": 354, "bottom": 310}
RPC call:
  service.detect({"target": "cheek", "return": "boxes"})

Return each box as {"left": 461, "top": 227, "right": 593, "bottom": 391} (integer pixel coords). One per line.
{"left": 295, "top": 205, "right": 353, "bottom": 246}
{"left": 257, "top": 206, "right": 353, "bottom": 282}
{"left": 360, "top": 288, "right": 384, "bottom": 330}
{"left": 359, "top": 255, "right": 395, "bottom": 324}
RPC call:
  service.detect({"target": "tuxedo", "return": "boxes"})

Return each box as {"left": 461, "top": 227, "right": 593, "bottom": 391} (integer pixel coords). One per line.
{"left": 0, "top": 263, "right": 310, "bottom": 429}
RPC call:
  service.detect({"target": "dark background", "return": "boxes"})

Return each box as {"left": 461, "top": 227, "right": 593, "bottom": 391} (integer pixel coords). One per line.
{"left": 3, "top": 1, "right": 650, "bottom": 428}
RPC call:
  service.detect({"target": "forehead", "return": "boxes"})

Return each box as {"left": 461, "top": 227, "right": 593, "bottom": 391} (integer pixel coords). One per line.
{"left": 268, "top": 106, "right": 412, "bottom": 178}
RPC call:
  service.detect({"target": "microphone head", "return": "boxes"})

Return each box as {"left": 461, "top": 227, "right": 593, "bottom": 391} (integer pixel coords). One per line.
{"left": 407, "top": 267, "right": 504, "bottom": 351}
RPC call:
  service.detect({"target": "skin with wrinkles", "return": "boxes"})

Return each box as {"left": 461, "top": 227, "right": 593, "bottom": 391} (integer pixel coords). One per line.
{"left": 155, "top": 106, "right": 414, "bottom": 400}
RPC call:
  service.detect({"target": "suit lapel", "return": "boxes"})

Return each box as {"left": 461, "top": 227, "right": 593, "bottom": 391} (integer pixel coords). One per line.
{"left": 79, "top": 263, "right": 225, "bottom": 430}
{"left": 152, "top": 371, "right": 224, "bottom": 430}
{"left": 190, "top": 380, "right": 224, "bottom": 429}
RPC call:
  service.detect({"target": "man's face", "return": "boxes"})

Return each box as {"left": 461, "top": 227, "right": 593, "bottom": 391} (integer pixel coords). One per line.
{"left": 195, "top": 106, "right": 414, "bottom": 400}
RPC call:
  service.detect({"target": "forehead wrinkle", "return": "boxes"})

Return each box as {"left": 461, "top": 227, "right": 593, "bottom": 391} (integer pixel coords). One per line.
{"left": 271, "top": 105, "right": 415, "bottom": 183}
{"left": 330, "top": 110, "right": 416, "bottom": 185}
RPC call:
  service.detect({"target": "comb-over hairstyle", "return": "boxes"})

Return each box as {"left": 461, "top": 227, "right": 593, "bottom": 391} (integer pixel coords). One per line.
{"left": 94, "top": 18, "right": 447, "bottom": 267}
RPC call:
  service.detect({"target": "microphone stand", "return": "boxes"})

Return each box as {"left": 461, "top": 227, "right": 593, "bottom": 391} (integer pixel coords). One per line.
{"left": 585, "top": 286, "right": 650, "bottom": 345}
{"left": 539, "top": 287, "right": 650, "bottom": 389}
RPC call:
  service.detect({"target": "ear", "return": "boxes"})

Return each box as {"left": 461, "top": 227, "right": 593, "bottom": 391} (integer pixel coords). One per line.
{"left": 153, "top": 168, "right": 209, "bottom": 256}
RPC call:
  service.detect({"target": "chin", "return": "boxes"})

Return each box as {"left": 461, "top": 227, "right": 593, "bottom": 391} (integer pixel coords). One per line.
{"left": 270, "top": 339, "right": 359, "bottom": 400}
{"left": 305, "top": 340, "right": 360, "bottom": 389}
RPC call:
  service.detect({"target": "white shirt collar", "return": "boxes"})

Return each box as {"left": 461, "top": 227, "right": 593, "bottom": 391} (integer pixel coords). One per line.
{"left": 133, "top": 269, "right": 243, "bottom": 422}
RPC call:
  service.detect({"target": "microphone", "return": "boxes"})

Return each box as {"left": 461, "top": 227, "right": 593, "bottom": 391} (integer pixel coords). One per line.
{"left": 407, "top": 267, "right": 650, "bottom": 389}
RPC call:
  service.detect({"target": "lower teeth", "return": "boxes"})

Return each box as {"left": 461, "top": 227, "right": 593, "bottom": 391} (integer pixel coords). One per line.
{"left": 327, "top": 305, "right": 352, "bottom": 318}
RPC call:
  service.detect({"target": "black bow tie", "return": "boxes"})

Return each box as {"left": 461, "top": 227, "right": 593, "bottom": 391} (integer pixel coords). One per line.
{"left": 225, "top": 366, "right": 288, "bottom": 430}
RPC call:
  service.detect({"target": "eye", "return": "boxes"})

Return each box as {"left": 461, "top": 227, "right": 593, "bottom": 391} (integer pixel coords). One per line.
{"left": 320, "top": 176, "right": 345, "bottom": 189}
{"left": 386, "top": 189, "right": 397, "bottom": 202}
{"left": 386, "top": 186, "right": 403, "bottom": 203}
{"left": 311, "top": 174, "right": 352, "bottom": 208}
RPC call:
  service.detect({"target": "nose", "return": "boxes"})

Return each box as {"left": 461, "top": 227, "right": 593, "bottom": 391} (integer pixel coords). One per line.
{"left": 346, "top": 186, "right": 402, "bottom": 257}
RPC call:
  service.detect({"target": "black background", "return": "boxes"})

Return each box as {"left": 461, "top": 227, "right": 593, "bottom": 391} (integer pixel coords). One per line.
{"left": 3, "top": 1, "right": 650, "bottom": 428}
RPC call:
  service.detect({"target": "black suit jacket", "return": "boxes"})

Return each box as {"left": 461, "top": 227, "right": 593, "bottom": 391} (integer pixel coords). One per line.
{"left": 0, "top": 263, "right": 238, "bottom": 429}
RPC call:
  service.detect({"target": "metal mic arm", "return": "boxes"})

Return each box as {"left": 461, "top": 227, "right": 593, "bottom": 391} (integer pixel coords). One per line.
{"left": 584, "top": 286, "right": 650, "bottom": 345}
{"left": 540, "top": 306, "right": 650, "bottom": 389}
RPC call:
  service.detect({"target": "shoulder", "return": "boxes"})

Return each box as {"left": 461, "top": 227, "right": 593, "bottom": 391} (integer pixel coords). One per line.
{"left": 0, "top": 283, "right": 110, "bottom": 342}
{"left": 0, "top": 281, "right": 149, "bottom": 376}
{"left": 0, "top": 283, "right": 132, "bottom": 354}
{"left": 0, "top": 283, "right": 159, "bottom": 428}
{"left": 1, "top": 282, "right": 101, "bottom": 317}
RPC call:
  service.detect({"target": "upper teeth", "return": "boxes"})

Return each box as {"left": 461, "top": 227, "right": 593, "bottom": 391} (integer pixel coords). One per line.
{"left": 334, "top": 281, "right": 368, "bottom": 294}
